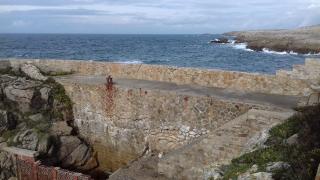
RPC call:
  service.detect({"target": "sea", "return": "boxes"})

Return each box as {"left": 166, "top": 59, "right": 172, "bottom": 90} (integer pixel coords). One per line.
{"left": 0, "top": 34, "right": 319, "bottom": 74}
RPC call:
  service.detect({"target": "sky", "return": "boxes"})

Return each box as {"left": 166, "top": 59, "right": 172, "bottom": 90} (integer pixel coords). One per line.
{"left": 0, "top": 0, "right": 319, "bottom": 34}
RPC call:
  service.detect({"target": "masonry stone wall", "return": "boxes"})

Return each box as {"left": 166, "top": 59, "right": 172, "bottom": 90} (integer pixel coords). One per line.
{"left": 1, "top": 58, "right": 319, "bottom": 175}
{"left": 4, "top": 58, "right": 320, "bottom": 96}
{"left": 157, "top": 110, "right": 294, "bottom": 180}
{"left": 57, "top": 77, "right": 285, "bottom": 172}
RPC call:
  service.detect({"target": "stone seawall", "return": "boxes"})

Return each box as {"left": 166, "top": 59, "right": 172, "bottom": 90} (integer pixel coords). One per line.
{"left": 2, "top": 58, "right": 320, "bottom": 96}
{"left": 1, "top": 58, "right": 319, "bottom": 177}
{"left": 56, "top": 75, "right": 294, "bottom": 173}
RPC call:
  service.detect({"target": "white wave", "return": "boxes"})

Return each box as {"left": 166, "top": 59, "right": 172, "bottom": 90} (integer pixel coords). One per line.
{"left": 289, "top": 51, "right": 298, "bottom": 55}
{"left": 262, "top": 48, "right": 288, "bottom": 55}
{"left": 228, "top": 40, "right": 236, "bottom": 44}
{"left": 232, "top": 43, "right": 254, "bottom": 52}
{"left": 121, "top": 60, "right": 143, "bottom": 64}
{"left": 305, "top": 52, "right": 320, "bottom": 56}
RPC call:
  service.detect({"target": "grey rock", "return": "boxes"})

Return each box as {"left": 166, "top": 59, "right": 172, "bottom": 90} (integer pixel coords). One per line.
{"left": 180, "top": 125, "right": 190, "bottom": 133}
{"left": 238, "top": 171, "right": 273, "bottom": 180}
{"left": 28, "top": 113, "right": 44, "bottom": 122}
{"left": 63, "top": 143, "right": 90, "bottom": 167}
{"left": 4, "top": 79, "right": 38, "bottom": 112}
{"left": 242, "top": 128, "right": 270, "bottom": 154}
{"left": 58, "top": 136, "right": 82, "bottom": 160}
{"left": 204, "top": 166, "right": 223, "bottom": 180}
{"left": 37, "top": 135, "right": 51, "bottom": 155}
{"left": 266, "top": 161, "right": 291, "bottom": 172}
{"left": 20, "top": 64, "right": 47, "bottom": 81}
{"left": 50, "top": 121, "right": 73, "bottom": 136}
{"left": 40, "top": 87, "right": 51, "bottom": 102}
{"left": 249, "top": 164, "right": 259, "bottom": 173}
{"left": 14, "top": 129, "right": 39, "bottom": 150}
{"left": 285, "top": 134, "right": 299, "bottom": 145}
{"left": 252, "top": 172, "right": 273, "bottom": 180}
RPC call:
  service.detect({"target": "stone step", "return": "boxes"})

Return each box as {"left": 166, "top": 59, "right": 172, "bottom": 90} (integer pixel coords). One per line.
{"left": 157, "top": 109, "right": 295, "bottom": 180}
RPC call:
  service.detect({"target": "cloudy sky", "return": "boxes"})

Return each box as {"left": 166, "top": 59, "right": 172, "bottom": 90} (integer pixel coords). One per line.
{"left": 0, "top": 0, "right": 319, "bottom": 34}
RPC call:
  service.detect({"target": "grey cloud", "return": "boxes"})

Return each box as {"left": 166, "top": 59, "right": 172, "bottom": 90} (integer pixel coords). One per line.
{"left": 0, "top": 0, "right": 319, "bottom": 33}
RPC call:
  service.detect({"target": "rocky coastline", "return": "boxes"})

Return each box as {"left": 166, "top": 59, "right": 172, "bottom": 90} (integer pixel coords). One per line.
{"left": 0, "top": 64, "right": 103, "bottom": 179}
{"left": 224, "top": 25, "right": 320, "bottom": 54}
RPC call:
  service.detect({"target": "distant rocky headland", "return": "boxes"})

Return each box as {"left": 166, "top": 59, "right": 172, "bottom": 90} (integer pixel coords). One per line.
{"left": 224, "top": 25, "right": 320, "bottom": 54}
{"left": 1, "top": 59, "right": 320, "bottom": 180}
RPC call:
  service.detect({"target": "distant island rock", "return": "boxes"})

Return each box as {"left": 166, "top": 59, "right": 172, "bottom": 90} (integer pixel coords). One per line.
{"left": 224, "top": 25, "right": 320, "bottom": 54}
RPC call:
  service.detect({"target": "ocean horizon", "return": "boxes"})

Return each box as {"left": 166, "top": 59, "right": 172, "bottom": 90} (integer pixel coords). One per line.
{"left": 1, "top": 33, "right": 319, "bottom": 74}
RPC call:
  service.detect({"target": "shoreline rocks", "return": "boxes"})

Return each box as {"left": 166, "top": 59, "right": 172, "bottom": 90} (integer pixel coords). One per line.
{"left": 224, "top": 25, "right": 320, "bottom": 54}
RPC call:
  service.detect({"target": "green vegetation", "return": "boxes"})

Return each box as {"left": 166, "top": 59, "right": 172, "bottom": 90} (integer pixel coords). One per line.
{"left": 45, "top": 77, "right": 73, "bottom": 120}
{"left": 45, "top": 77, "right": 73, "bottom": 108}
{"left": 221, "top": 105, "right": 320, "bottom": 180}
{"left": 1, "top": 75, "right": 73, "bottom": 147}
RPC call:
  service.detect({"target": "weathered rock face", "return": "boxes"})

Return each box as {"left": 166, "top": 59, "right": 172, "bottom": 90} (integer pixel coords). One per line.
{"left": 0, "top": 151, "right": 16, "bottom": 180}
{"left": 20, "top": 63, "right": 48, "bottom": 81}
{"left": 0, "top": 65, "right": 98, "bottom": 178}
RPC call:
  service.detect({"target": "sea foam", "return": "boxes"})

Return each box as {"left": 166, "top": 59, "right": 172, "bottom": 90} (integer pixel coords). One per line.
{"left": 232, "top": 43, "right": 254, "bottom": 52}
{"left": 122, "top": 60, "right": 143, "bottom": 64}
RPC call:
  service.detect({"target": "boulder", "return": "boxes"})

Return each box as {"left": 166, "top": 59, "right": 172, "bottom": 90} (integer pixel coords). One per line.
{"left": 20, "top": 64, "right": 47, "bottom": 81}
{"left": 242, "top": 128, "right": 270, "bottom": 154}
{"left": 58, "top": 136, "right": 81, "bottom": 160}
{"left": 58, "top": 136, "right": 96, "bottom": 170}
{"left": 3, "top": 78, "right": 40, "bottom": 112}
{"left": 28, "top": 113, "right": 44, "bottom": 122}
{"left": 50, "top": 121, "right": 73, "bottom": 136}
{"left": 79, "top": 155, "right": 98, "bottom": 171}
{"left": 37, "top": 134, "right": 52, "bottom": 155}
{"left": 62, "top": 143, "right": 90, "bottom": 167}
{"left": 14, "top": 129, "right": 39, "bottom": 150}
{"left": 266, "top": 161, "right": 290, "bottom": 172}
{"left": 285, "top": 134, "right": 299, "bottom": 145}
{"left": 40, "top": 87, "right": 51, "bottom": 102}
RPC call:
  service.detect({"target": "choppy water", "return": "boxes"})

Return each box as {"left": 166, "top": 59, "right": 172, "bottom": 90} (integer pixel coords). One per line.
{"left": 0, "top": 34, "right": 319, "bottom": 74}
